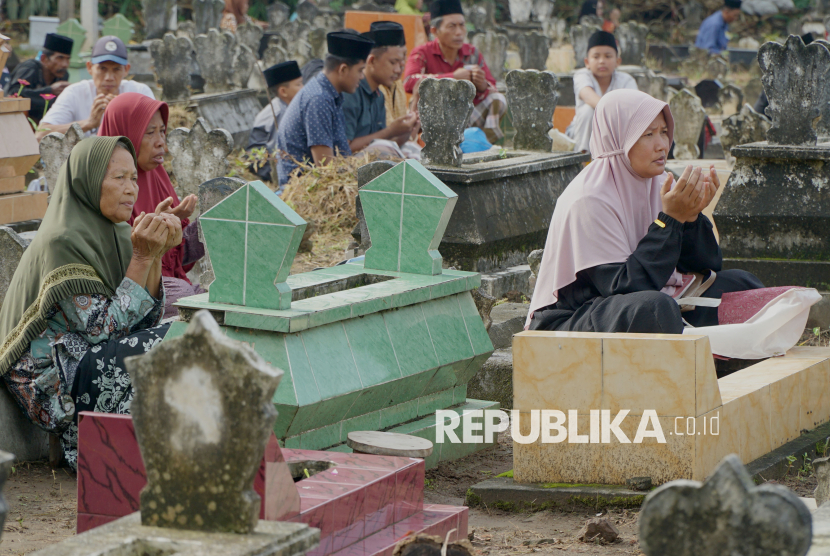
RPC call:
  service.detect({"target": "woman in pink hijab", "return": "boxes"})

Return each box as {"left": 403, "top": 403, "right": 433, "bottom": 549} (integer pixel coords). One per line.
{"left": 527, "top": 90, "right": 762, "bottom": 333}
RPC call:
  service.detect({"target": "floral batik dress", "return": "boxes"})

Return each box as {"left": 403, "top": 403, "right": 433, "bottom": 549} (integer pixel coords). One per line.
{"left": 2, "top": 277, "right": 167, "bottom": 469}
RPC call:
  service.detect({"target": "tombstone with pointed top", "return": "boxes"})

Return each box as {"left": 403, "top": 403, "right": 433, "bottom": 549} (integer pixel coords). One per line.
{"left": 200, "top": 182, "right": 306, "bottom": 309}
{"left": 177, "top": 20, "right": 196, "bottom": 41}
{"left": 267, "top": 2, "right": 291, "bottom": 30}
{"left": 570, "top": 24, "right": 600, "bottom": 68}
{"left": 39, "top": 123, "right": 84, "bottom": 194}
{"left": 236, "top": 21, "right": 264, "bottom": 56}
{"left": 194, "top": 0, "right": 225, "bottom": 35}
{"left": 419, "top": 78, "right": 475, "bottom": 167}
{"left": 55, "top": 18, "right": 86, "bottom": 68}
{"left": 616, "top": 21, "right": 648, "bottom": 66}
{"left": 669, "top": 88, "right": 706, "bottom": 159}
{"left": 194, "top": 29, "right": 236, "bottom": 93}
{"left": 361, "top": 160, "right": 458, "bottom": 275}
{"left": 232, "top": 43, "right": 256, "bottom": 89}
{"left": 142, "top": 0, "right": 175, "bottom": 39}
{"left": 168, "top": 118, "right": 234, "bottom": 205}
{"left": 639, "top": 455, "right": 812, "bottom": 556}
{"left": 718, "top": 83, "right": 743, "bottom": 117}
{"left": 197, "top": 177, "right": 246, "bottom": 290}
{"left": 471, "top": 31, "right": 508, "bottom": 81}
{"left": 720, "top": 103, "right": 770, "bottom": 162}
{"left": 506, "top": 70, "right": 558, "bottom": 151}
{"left": 150, "top": 33, "right": 193, "bottom": 102}
{"left": 102, "top": 13, "right": 133, "bottom": 44}
{"left": 517, "top": 32, "right": 550, "bottom": 70}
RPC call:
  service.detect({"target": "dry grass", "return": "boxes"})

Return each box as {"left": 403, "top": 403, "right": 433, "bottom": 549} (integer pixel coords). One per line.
{"left": 167, "top": 104, "right": 198, "bottom": 131}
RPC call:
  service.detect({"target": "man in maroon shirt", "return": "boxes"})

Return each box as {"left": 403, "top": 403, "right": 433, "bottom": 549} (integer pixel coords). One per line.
{"left": 403, "top": 0, "right": 507, "bottom": 143}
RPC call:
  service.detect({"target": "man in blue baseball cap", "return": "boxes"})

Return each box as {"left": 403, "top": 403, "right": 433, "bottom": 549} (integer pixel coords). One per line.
{"left": 37, "top": 36, "right": 154, "bottom": 140}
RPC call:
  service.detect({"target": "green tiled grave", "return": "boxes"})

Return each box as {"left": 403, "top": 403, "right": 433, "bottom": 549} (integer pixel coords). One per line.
{"left": 55, "top": 19, "right": 86, "bottom": 69}
{"left": 169, "top": 161, "right": 496, "bottom": 464}
{"left": 101, "top": 14, "right": 134, "bottom": 44}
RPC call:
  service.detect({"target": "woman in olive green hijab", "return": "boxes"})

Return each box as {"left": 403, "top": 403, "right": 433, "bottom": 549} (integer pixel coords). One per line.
{"left": 0, "top": 136, "right": 182, "bottom": 469}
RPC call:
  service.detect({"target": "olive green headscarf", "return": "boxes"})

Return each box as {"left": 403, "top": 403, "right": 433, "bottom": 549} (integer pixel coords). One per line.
{"left": 0, "top": 136, "right": 136, "bottom": 376}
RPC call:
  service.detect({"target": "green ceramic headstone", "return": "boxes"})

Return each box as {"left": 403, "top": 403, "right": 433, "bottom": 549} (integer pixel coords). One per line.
{"left": 55, "top": 19, "right": 86, "bottom": 68}
{"left": 360, "top": 160, "right": 457, "bottom": 276}
{"left": 200, "top": 180, "right": 307, "bottom": 310}
{"left": 102, "top": 14, "right": 134, "bottom": 45}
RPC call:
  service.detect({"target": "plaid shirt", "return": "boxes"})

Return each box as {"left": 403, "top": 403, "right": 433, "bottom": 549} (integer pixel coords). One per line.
{"left": 403, "top": 39, "right": 496, "bottom": 105}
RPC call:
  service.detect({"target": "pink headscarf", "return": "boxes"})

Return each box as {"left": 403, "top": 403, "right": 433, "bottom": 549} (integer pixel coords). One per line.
{"left": 526, "top": 89, "right": 682, "bottom": 327}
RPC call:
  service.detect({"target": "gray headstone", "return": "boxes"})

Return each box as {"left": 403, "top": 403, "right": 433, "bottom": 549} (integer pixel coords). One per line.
{"left": 0, "top": 227, "right": 31, "bottom": 311}
{"left": 681, "top": 1, "right": 704, "bottom": 28}
{"left": 126, "top": 310, "right": 283, "bottom": 533}
{"left": 283, "top": 20, "right": 311, "bottom": 45}
{"left": 718, "top": 83, "right": 743, "bottom": 117}
{"left": 142, "top": 0, "right": 175, "bottom": 39}
{"left": 759, "top": 34, "right": 830, "bottom": 145}
{"left": 177, "top": 20, "right": 196, "bottom": 41}
{"left": 669, "top": 88, "right": 706, "bottom": 160}
{"left": 285, "top": 37, "right": 313, "bottom": 69}
{"left": 744, "top": 77, "right": 764, "bottom": 109}
{"left": 471, "top": 31, "right": 508, "bottom": 81}
{"left": 705, "top": 56, "right": 728, "bottom": 80}
{"left": 307, "top": 27, "right": 327, "bottom": 61}
{"left": 509, "top": 0, "right": 532, "bottom": 23}
{"left": 506, "top": 70, "right": 558, "bottom": 151}
{"left": 616, "top": 22, "right": 648, "bottom": 66}
{"left": 296, "top": 0, "right": 319, "bottom": 22}
{"left": 580, "top": 14, "right": 603, "bottom": 27}
{"left": 0, "top": 450, "right": 12, "bottom": 542}
{"left": 263, "top": 37, "right": 288, "bottom": 68}
{"left": 639, "top": 454, "right": 812, "bottom": 556}
{"left": 517, "top": 31, "right": 550, "bottom": 70}
{"left": 39, "top": 123, "right": 84, "bottom": 194}
{"left": 236, "top": 21, "right": 264, "bottom": 57}
{"left": 570, "top": 24, "right": 601, "bottom": 68}
{"left": 194, "top": 29, "right": 236, "bottom": 93}
{"left": 149, "top": 33, "right": 194, "bottom": 102}
{"left": 193, "top": 0, "right": 224, "bottom": 34}
{"left": 419, "top": 78, "right": 476, "bottom": 167}
{"left": 232, "top": 43, "right": 256, "bottom": 89}
{"left": 267, "top": 2, "right": 291, "bottom": 30}
{"left": 720, "top": 104, "right": 770, "bottom": 162}
{"left": 542, "top": 18, "right": 567, "bottom": 44}
{"left": 466, "top": 5, "right": 490, "bottom": 30}
{"left": 532, "top": 0, "right": 554, "bottom": 22}
{"left": 168, "top": 118, "right": 233, "bottom": 208}
{"left": 197, "top": 177, "right": 246, "bottom": 289}
{"left": 527, "top": 248, "right": 544, "bottom": 276}
{"left": 815, "top": 456, "right": 830, "bottom": 508}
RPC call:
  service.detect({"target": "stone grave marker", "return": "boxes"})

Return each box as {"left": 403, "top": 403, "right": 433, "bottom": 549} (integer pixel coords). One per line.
{"left": 418, "top": 78, "right": 476, "bottom": 167}
{"left": 142, "top": 0, "right": 175, "bottom": 39}
{"left": 296, "top": 0, "right": 319, "bottom": 22}
{"left": 533, "top": 0, "right": 554, "bottom": 22}
{"left": 580, "top": 14, "right": 603, "bottom": 27}
{"left": 194, "top": 29, "right": 236, "bottom": 93}
{"left": 720, "top": 104, "right": 770, "bottom": 162}
{"left": 232, "top": 43, "right": 256, "bottom": 89}
{"left": 102, "top": 14, "right": 133, "bottom": 44}
{"left": 0, "top": 227, "right": 31, "bottom": 310}
{"left": 236, "top": 21, "right": 264, "bottom": 56}
{"left": 55, "top": 18, "right": 86, "bottom": 68}
{"left": 466, "top": 5, "right": 490, "bottom": 30}
{"left": 509, "top": 0, "right": 532, "bottom": 23}
{"left": 639, "top": 454, "right": 812, "bottom": 556}
{"left": 506, "top": 69, "right": 558, "bottom": 151}
{"left": 669, "top": 88, "right": 706, "bottom": 159}
{"left": 694, "top": 79, "right": 722, "bottom": 109}
{"left": 542, "top": 18, "right": 567, "bottom": 44}
{"left": 718, "top": 83, "right": 743, "bottom": 116}
{"left": 168, "top": 118, "right": 233, "bottom": 205}
{"left": 39, "top": 123, "right": 84, "bottom": 194}
{"left": 744, "top": 77, "right": 764, "bottom": 110}
{"left": 267, "top": 2, "right": 291, "bottom": 30}
{"left": 517, "top": 32, "right": 550, "bottom": 70}
{"left": 285, "top": 37, "right": 313, "bottom": 69}
{"left": 307, "top": 27, "right": 327, "bottom": 61}
{"left": 194, "top": 0, "right": 225, "bottom": 35}
{"left": 471, "top": 31, "right": 509, "bottom": 81}
{"left": 759, "top": 34, "right": 830, "bottom": 145}
{"left": 815, "top": 456, "right": 830, "bottom": 507}
{"left": 127, "top": 310, "right": 284, "bottom": 533}
{"left": 200, "top": 181, "right": 306, "bottom": 309}
{"left": 360, "top": 160, "right": 458, "bottom": 276}
{"left": 705, "top": 56, "right": 728, "bottom": 80}
{"left": 616, "top": 21, "right": 648, "bottom": 66}
{"left": 0, "top": 450, "right": 11, "bottom": 540}
{"left": 570, "top": 24, "right": 601, "bottom": 68}
{"left": 263, "top": 37, "right": 288, "bottom": 68}
{"left": 149, "top": 33, "right": 193, "bottom": 102}
{"left": 177, "top": 20, "right": 196, "bottom": 41}
{"left": 197, "top": 176, "right": 246, "bottom": 289}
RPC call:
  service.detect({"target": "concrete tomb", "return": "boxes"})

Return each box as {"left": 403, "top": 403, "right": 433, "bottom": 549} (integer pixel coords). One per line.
{"left": 419, "top": 78, "right": 475, "bottom": 167}
{"left": 505, "top": 69, "right": 557, "bottom": 152}
{"left": 720, "top": 103, "right": 770, "bottom": 163}
{"left": 167, "top": 118, "right": 233, "bottom": 207}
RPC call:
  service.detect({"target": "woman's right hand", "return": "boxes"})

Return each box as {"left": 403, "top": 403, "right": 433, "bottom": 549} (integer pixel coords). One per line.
{"left": 660, "top": 166, "right": 709, "bottom": 223}
{"left": 131, "top": 212, "right": 170, "bottom": 260}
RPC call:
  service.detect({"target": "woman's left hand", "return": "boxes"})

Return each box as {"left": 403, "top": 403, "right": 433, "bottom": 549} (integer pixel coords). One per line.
{"left": 171, "top": 195, "right": 197, "bottom": 220}
{"left": 700, "top": 165, "right": 720, "bottom": 210}
{"left": 158, "top": 212, "right": 183, "bottom": 252}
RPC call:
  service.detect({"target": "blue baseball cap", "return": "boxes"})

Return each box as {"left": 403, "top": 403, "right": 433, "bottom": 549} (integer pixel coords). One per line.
{"left": 91, "top": 36, "right": 128, "bottom": 65}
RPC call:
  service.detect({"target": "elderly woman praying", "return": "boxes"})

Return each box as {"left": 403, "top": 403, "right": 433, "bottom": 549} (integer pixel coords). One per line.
{"left": 0, "top": 136, "right": 181, "bottom": 468}
{"left": 527, "top": 89, "right": 762, "bottom": 333}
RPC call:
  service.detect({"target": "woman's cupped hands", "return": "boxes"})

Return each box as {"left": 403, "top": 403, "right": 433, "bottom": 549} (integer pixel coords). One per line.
{"left": 130, "top": 198, "right": 183, "bottom": 260}
{"left": 660, "top": 164, "right": 720, "bottom": 223}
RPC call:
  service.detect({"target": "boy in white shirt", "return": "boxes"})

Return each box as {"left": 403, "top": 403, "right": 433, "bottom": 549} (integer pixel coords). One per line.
{"left": 37, "top": 36, "right": 154, "bottom": 140}
{"left": 566, "top": 30, "right": 638, "bottom": 153}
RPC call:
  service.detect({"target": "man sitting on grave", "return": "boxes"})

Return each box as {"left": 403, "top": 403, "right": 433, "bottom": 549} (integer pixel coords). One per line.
{"left": 343, "top": 22, "right": 420, "bottom": 159}
{"left": 37, "top": 36, "right": 154, "bottom": 141}
{"left": 695, "top": 0, "right": 742, "bottom": 55}
{"left": 3, "top": 33, "right": 73, "bottom": 124}
{"left": 0, "top": 136, "right": 180, "bottom": 469}
{"left": 527, "top": 90, "right": 762, "bottom": 333}
{"left": 566, "top": 30, "right": 638, "bottom": 154}
{"left": 247, "top": 61, "right": 304, "bottom": 182}
{"left": 98, "top": 93, "right": 204, "bottom": 318}
{"left": 275, "top": 31, "right": 374, "bottom": 189}
{"left": 403, "top": 0, "right": 506, "bottom": 144}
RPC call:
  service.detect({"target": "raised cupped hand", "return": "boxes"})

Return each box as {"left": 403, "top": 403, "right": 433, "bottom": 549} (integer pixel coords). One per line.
{"left": 131, "top": 212, "right": 172, "bottom": 260}
{"left": 660, "top": 165, "right": 709, "bottom": 223}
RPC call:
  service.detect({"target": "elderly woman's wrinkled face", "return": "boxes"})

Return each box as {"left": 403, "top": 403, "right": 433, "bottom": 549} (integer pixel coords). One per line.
{"left": 137, "top": 110, "right": 167, "bottom": 173}
{"left": 100, "top": 146, "right": 139, "bottom": 223}
{"left": 628, "top": 111, "right": 671, "bottom": 179}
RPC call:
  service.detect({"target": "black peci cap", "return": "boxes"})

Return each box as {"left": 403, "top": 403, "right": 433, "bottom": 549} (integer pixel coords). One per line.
{"left": 327, "top": 31, "right": 375, "bottom": 60}
{"left": 43, "top": 33, "right": 73, "bottom": 55}
{"left": 587, "top": 30, "right": 618, "bottom": 53}
{"left": 264, "top": 60, "right": 302, "bottom": 88}
{"left": 366, "top": 21, "right": 406, "bottom": 47}
{"left": 430, "top": 0, "right": 464, "bottom": 19}
{"left": 724, "top": 0, "right": 741, "bottom": 9}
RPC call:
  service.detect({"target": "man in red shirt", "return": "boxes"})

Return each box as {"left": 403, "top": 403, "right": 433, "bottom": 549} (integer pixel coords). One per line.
{"left": 403, "top": 0, "right": 507, "bottom": 144}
